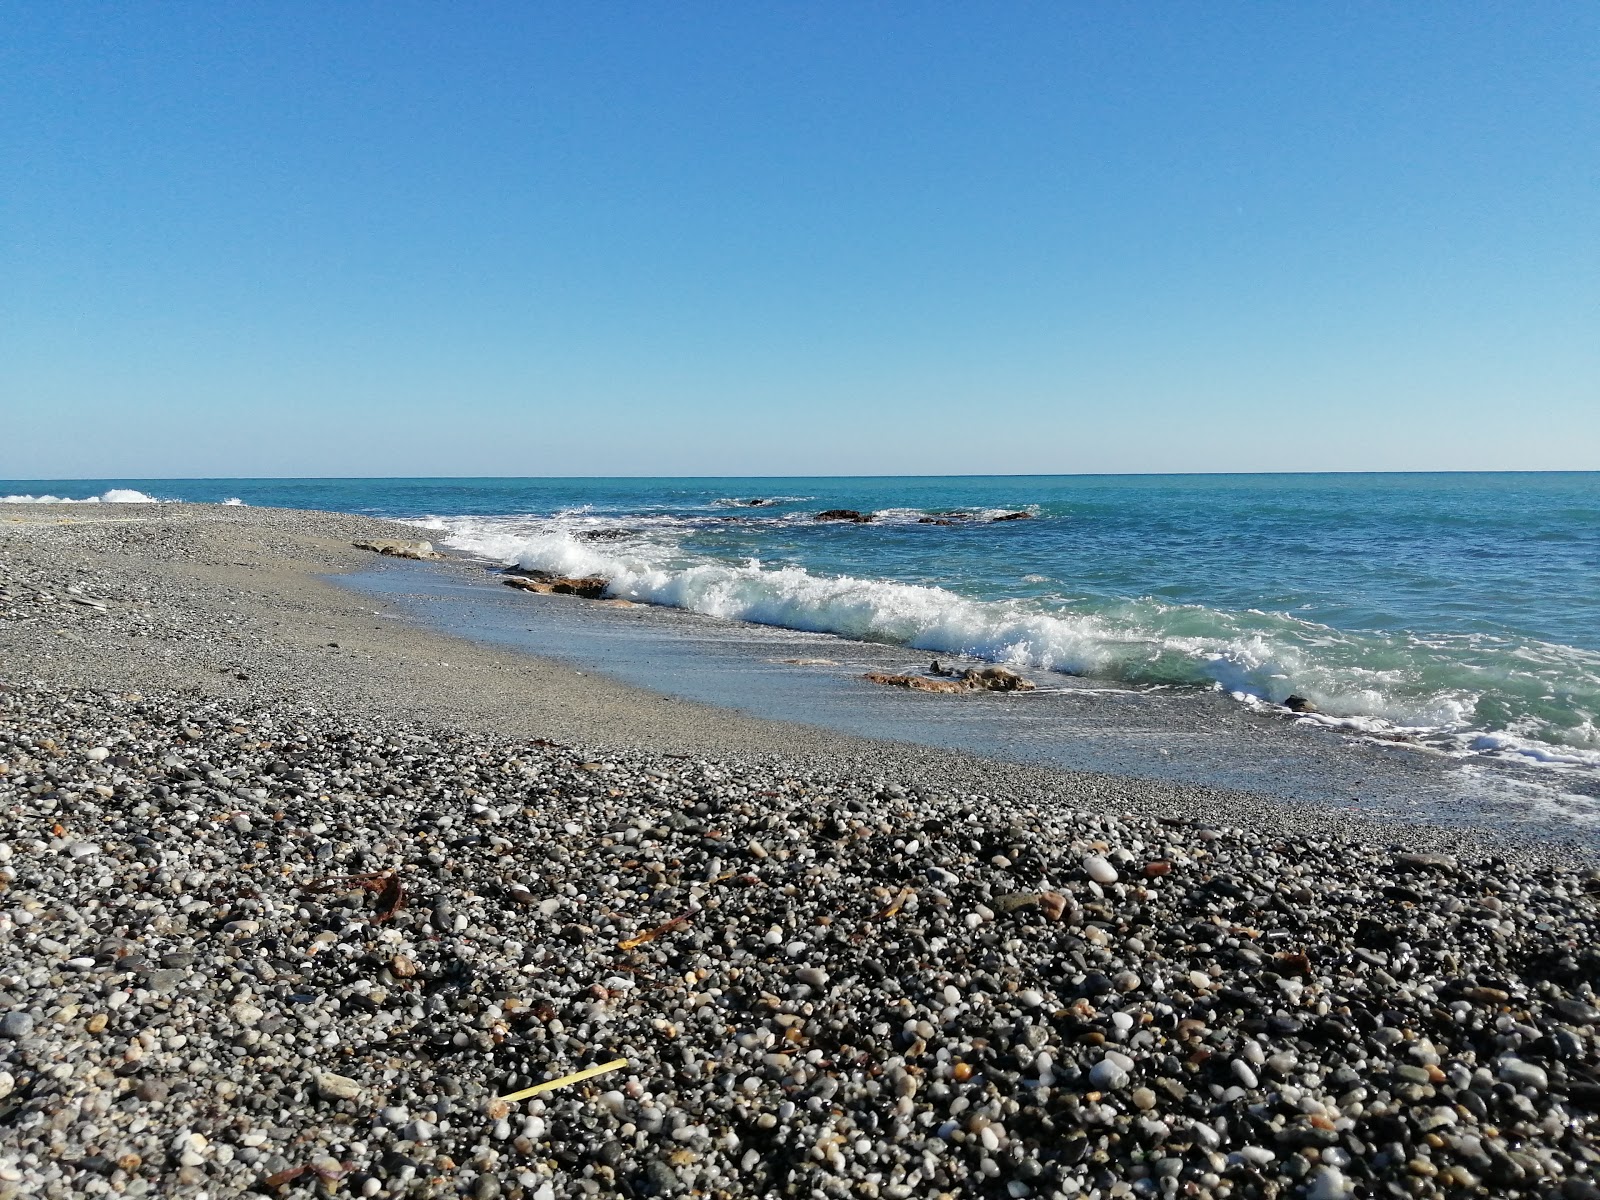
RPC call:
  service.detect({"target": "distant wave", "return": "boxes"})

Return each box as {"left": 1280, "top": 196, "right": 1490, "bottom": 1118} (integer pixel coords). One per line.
{"left": 0, "top": 488, "right": 162, "bottom": 504}
{"left": 423, "top": 512, "right": 1600, "bottom": 773}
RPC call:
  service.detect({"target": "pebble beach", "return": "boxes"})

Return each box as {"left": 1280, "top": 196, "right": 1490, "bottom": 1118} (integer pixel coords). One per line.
{"left": 3, "top": 503, "right": 1599, "bottom": 1200}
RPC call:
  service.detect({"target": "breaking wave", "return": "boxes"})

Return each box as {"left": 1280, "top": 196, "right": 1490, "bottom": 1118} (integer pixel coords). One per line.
{"left": 0, "top": 488, "right": 162, "bottom": 504}
{"left": 423, "top": 513, "right": 1600, "bottom": 772}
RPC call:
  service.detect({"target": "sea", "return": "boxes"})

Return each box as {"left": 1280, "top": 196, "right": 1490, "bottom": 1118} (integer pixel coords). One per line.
{"left": 7, "top": 474, "right": 1599, "bottom": 839}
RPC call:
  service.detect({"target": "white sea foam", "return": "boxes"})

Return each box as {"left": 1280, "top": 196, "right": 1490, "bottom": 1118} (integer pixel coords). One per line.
{"left": 424, "top": 512, "right": 1600, "bottom": 771}
{"left": 222, "top": 497, "right": 245, "bottom": 506}
{"left": 0, "top": 488, "right": 161, "bottom": 504}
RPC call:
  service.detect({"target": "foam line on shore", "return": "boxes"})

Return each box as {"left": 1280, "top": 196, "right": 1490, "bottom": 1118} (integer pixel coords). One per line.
{"left": 422, "top": 513, "right": 1600, "bottom": 773}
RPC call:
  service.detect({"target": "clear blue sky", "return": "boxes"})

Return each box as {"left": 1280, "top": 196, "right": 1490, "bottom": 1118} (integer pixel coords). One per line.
{"left": 3, "top": 3, "right": 1596, "bottom": 477}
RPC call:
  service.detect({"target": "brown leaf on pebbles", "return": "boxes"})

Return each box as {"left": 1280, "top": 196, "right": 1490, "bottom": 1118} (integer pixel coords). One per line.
{"left": 1275, "top": 949, "right": 1313, "bottom": 977}
{"left": 373, "top": 873, "right": 405, "bottom": 922}
{"left": 874, "top": 887, "right": 913, "bottom": 920}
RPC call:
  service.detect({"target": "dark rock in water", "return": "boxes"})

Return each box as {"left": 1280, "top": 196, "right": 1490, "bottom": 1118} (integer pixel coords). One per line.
{"left": 991, "top": 511, "right": 1032, "bottom": 521}
{"left": 744, "top": 498, "right": 775, "bottom": 507}
{"left": 929, "top": 659, "right": 955, "bottom": 676}
{"left": 815, "top": 509, "right": 872, "bottom": 523}
{"left": 1284, "top": 695, "right": 1318, "bottom": 713}
{"left": 918, "top": 517, "right": 957, "bottom": 525}
{"left": 576, "top": 528, "right": 632, "bottom": 542}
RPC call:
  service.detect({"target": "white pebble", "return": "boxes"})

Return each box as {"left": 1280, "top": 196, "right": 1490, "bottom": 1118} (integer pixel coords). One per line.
{"left": 1082, "top": 854, "right": 1118, "bottom": 884}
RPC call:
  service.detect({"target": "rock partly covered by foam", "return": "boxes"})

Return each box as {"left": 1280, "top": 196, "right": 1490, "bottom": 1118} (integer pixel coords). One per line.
{"left": 502, "top": 570, "right": 610, "bottom": 599}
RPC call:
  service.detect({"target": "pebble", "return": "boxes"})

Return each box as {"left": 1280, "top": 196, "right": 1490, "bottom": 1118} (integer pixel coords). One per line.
{"left": 317, "top": 1071, "right": 364, "bottom": 1101}
{"left": 1497, "top": 1058, "right": 1549, "bottom": 1091}
{"left": 1082, "top": 853, "right": 1119, "bottom": 884}
{"left": 1088, "top": 1058, "right": 1129, "bottom": 1090}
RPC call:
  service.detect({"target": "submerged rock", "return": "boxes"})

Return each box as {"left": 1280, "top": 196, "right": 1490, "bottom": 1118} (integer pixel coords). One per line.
{"left": 1284, "top": 694, "right": 1319, "bottom": 713}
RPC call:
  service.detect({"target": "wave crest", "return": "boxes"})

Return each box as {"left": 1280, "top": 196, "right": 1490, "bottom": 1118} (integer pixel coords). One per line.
{"left": 422, "top": 514, "right": 1600, "bottom": 770}
{"left": 1, "top": 489, "right": 162, "bottom": 504}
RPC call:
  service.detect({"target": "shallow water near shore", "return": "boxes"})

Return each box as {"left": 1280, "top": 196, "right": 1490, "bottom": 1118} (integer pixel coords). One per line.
{"left": 9, "top": 471, "right": 1599, "bottom": 838}
{"left": 343, "top": 557, "right": 1600, "bottom": 850}
{"left": 9, "top": 473, "right": 1598, "bottom": 774}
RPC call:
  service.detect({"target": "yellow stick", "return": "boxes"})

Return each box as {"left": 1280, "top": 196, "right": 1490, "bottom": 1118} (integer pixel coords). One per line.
{"left": 496, "top": 1058, "right": 629, "bottom": 1103}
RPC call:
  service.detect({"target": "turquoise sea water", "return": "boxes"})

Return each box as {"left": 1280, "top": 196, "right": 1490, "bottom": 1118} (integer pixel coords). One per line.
{"left": 7, "top": 474, "right": 1598, "bottom": 773}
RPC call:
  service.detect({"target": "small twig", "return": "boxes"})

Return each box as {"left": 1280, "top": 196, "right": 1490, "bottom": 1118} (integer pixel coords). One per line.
{"left": 497, "top": 1058, "right": 629, "bottom": 1104}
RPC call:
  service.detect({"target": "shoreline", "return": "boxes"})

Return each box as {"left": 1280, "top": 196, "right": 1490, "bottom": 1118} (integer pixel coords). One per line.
{"left": 0, "top": 500, "right": 1589, "bottom": 862}
{"left": 4, "top": 503, "right": 1600, "bottom": 1199}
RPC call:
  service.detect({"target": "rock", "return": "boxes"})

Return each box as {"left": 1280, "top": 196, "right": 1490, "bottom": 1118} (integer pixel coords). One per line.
{"left": 1038, "top": 891, "right": 1070, "bottom": 921}
{"left": 351, "top": 539, "right": 441, "bottom": 561}
{"left": 502, "top": 572, "right": 609, "bottom": 599}
{"left": 917, "top": 518, "right": 957, "bottom": 525}
{"left": 1082, "top": 854, "right": 1118, "bottom": 884}
{"left": 960, "top": 665, "right": 1035, "bottom": 692}
{"left": 991, "top": 511, "right": 1032, "bottom": 521}
{"left": 1089, "top": 1058, "right": 1129, "bottom": 1090}
{"left": 317, "top": 1072, "right": 364, "bottom": 1101}
{"left": 1497, "top": 1058, "right": 1548, "bottom": 1091}
{"left": 1396, "top": 851, "right": 1458, "bottom": 872}
{"left": 814, "top": 509, "right": 872, "bottom": 523}
{"left": 995, "top": 893, "right": 1040, "bottom": 914}
{"left": 1305, "top": 1166, "right": 1356, "bottom": 1200}
{"left": 1284, "top": 695, "right": 1318, "bottom": 713}
{"left": 575, "top": 528, "right": 633, "bottom": 542}
{"left": 0, "top": 1012, "right": 34, "bottom": 1038}
{"left": 143, "top": 969, "right": 184, "bottom": 994}
{"left": 1555, "top": 998, "right": 1600, "bottom": 1024}
{"left": 862, "top": 672, "right": 969, "bottom": 695}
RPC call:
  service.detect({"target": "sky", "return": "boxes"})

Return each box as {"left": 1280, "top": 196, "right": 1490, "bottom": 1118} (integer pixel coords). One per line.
{"left": 2, "top": 3, "right": 1596, "bottom": 478}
